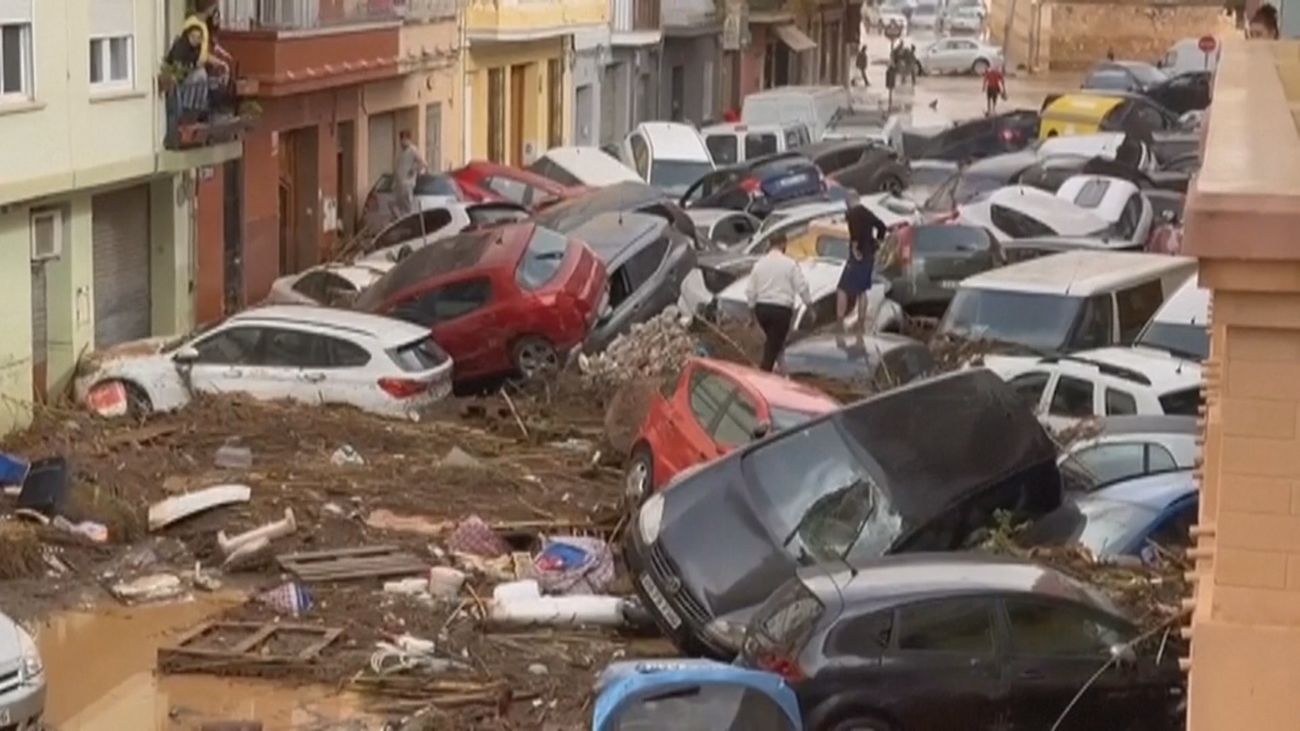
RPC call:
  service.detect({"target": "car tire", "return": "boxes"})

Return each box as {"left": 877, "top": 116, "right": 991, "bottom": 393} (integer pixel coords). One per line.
{"left": 511, "top": 336, "right": 559, "bottom": 380}
{"left": 871, "top": 173, "right": 906, "bottom": 195}
{"left": 625, "top": 444, "right": 655, "bottom": 508}
{"left": 120, "top": 381, "right": 153, "bottom": 419}
{"left": 972, "top": 58, "right": 990, "bottom": 75}
{"left": 826, "top": 714, "right": 893, "bottom": 731}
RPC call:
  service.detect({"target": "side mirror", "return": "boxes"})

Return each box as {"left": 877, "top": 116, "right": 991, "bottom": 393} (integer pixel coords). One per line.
{"left": 173, "top": 346, "right": 199, "bottom": 364}
{"left": 1109, "top": 643, "right": 1137, "bottom": 667}
{"left": 752, "top": 421, "right": 771, "bottom": 439}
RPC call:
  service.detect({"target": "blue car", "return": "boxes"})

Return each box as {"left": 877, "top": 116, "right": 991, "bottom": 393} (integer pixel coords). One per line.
{"left": 592, "top": 659, "right": 801, "bottom": 731}
{"left": 1029, "top": 469, "right": 1197, "bottom": 564}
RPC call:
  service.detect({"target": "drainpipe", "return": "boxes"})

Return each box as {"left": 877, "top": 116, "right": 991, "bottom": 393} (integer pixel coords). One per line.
{"left": 460, "top": 1, "right": 471, "bottom": 163}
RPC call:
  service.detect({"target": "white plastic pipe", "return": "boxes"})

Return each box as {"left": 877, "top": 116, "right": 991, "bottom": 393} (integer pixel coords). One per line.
{"left": 218, "top": 508, "right": 296, "bottom": 556}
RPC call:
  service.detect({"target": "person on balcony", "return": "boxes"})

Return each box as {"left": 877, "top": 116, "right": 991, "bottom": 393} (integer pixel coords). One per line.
{"left": 165, "top": 0, "right": 234, "bottom": 122}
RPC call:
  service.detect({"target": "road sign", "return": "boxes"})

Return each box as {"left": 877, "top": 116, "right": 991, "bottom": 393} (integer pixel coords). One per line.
{"left": 884, "top": 20, "right": 903, "bottom": 40}
{"left": 1198, "top": 35, "right": 1216, "bottom": 53}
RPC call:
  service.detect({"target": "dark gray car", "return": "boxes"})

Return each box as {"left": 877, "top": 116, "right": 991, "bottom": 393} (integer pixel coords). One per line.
{"left": 573, "top": 212, "right": 696, "bottom": 352}
{"left": 533, "top": 180, "right": 703, "bottom": 250}
{"left": 876, "top": 224, "right": 1005, "bottom": 316}
{"left": 782, "top": 333, "right": 935, "bottom": 393}
{"left": 624, "top": 368, "right": 1063, "bottom": 658}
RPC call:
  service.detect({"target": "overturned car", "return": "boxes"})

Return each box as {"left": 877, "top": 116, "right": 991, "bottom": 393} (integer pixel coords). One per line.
{"left": 624, "top": 368, "right": 1063, "bottom": 658}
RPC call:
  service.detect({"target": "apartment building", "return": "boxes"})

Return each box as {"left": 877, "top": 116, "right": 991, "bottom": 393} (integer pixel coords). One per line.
{"left": 0, "top": 0, "right": 242, "bottom": 433}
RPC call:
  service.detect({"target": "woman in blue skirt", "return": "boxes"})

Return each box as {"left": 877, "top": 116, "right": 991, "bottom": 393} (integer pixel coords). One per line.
{"left": 838, "top": 203, "right": 888, "bottom": 334}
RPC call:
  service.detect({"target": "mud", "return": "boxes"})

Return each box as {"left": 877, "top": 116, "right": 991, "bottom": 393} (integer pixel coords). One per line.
{"left": 39, "top": 596, "right": 376, "bottom": 730}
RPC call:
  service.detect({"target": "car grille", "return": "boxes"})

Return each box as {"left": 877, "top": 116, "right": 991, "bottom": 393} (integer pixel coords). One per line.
{"left": 647, "top": 543, "right": 713, "bottom": 627}
{"left": 0, "top": 668, "right": 18, "bottom": 695}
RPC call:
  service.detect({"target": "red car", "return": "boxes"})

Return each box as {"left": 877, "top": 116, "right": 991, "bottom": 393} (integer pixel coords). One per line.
{"left": 451, "top": 161, "right": 588, "bottom": 212}
{"left": 624, "top": 358, "right": 839, "bottom": 504}
{"left": 354, "top": 222, "right": 607, "bottom": 383}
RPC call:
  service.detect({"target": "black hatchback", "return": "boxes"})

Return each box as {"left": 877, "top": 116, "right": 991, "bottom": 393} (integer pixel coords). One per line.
{"left": 739, "top": 553, "right": 1185, "bottom": 731}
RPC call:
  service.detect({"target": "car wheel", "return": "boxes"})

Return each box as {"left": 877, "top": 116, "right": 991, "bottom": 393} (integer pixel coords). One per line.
{"left": 625, "top": 444, "right": 655, "bottom": 508}
{"left": 873, "top": 174, "right": 906, "bottom": 195}
{"left": 120, "top": 381, "right": 153, "bottom": 419}
{"left": 511, "top": 336, "right": 559, "bottom": 380}
{"left": 826, "top": 715, "right": 893, "bottom": 731}
{"left": 972, "top": 58, "right": 990, "bottom": 75}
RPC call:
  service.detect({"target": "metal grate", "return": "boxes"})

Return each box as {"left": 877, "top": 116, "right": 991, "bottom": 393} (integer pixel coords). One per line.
{"left": 0, "top": 668, "right": 20, "bottom": 695}
{"left": 647, "top": 543, "right": 712, "bottom": 626}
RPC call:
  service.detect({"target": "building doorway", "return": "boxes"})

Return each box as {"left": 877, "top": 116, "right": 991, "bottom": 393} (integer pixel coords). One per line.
{"left": 510, "top": 64, "right": 528, "bottom": 166}
{"left": 278, "top": 127, "right": 320, "bottom": 276}
{"left": 223, "top": 158, "right": 244, "bottom": 314}
{"left": 670, "top": 65, "right": 684, "bottom": 121}
{"left": 336, "top": 121, "right": 356, "bottom": 240}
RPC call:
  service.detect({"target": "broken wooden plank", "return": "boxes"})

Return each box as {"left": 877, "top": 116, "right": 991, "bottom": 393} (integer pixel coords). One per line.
{"left": 158, "top": 621, "right": 342, "bottom": 672}
{"left": 278, "top": 546, "right": 427, "bottom": 583}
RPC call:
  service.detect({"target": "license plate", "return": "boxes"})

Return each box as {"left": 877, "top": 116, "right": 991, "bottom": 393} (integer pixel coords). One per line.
{"left": 938, "top": 279, "right": 959, "bottom": 289}
{"left": 640, "top": 574, "right": 683, "bottom": 630}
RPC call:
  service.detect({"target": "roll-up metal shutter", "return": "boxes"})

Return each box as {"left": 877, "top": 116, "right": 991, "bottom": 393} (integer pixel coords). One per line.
{"left": 368, "top": 112, "right": 396, "bottom": 190}
{"left": 92, "top": 185, "right": 152, "bottom": 347}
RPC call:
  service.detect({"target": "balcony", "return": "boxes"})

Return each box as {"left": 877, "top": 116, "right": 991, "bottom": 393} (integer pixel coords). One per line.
{"left": 217, "top": 0, "right": 403, "bottom": 97}
{"left": 660, "top": 0, "right": 716, "bottom": 30}
{"left": 611, "top": 0, "right": 661, "bottom": 34}
{"left": 465, "top": 0, "right": 609, "bottom": 43}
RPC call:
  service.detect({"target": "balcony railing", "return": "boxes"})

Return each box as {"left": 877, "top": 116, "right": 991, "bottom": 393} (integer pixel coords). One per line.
{"left": 611, "top": 0, "right": 660, "bottom": 32}
{"left": 219, "top": 0, "right": 406, "bottom": 31}
{"left": 405, "top": 0, "right": 460, "bottom": 20}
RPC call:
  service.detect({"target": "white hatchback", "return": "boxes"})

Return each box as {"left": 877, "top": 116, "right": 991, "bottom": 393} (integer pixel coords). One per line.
{"left": 75, "top": 306, "right": 453, "bottom": 420}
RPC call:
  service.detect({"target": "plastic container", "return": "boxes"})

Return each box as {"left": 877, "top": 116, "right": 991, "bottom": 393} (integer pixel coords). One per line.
{"left": 489, "top": 580, "right": 626, "bottom": 627}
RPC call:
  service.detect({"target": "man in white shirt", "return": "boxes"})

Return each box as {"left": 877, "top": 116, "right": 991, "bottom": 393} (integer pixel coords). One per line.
{"left": 394, "top": 130, "right": 427, "bottom": 217}
{"left": 746, "top": 234, "right": 813, "bottom": 372}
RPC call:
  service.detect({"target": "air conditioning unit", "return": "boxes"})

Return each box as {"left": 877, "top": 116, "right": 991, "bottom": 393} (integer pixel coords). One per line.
{"left": 30, "top": 210, "right": 61, "bottom": 262}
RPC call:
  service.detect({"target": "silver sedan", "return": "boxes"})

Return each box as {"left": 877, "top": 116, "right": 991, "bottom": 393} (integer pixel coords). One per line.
{"left": 915, "top": 37, "right": 1003, "bottom": 75}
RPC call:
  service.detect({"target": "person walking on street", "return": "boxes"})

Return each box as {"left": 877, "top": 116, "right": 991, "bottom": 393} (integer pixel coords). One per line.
{"left": 394, "top": 131, "right": 427, "bottom": 218}
{"left": 906, "top": 44, "right": 918, "bottom": 85}
{"left": 856, "top": 45, "right": 870, "bottom": 87}
{"left": 747, "top": 233, "right": 813, "bottom": 372}
{"left": 982, "top": 65, "right": 1006, "bottom": 115}
{"left": 838, "top": 203, "right": 888, "bottom": 335}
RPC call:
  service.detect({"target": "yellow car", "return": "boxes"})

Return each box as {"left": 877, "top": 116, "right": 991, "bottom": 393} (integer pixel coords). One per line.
{"left": 786, "top": 220, "right": 852, "bottom": 261}
{"left": 1039, "top": 92, "right": 1181, "bottom": 140}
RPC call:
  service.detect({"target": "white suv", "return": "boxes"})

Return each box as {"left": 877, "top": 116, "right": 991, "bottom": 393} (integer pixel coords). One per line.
{"left": 0, "top": 611, "right": 44, "bottom": 730}
{"left": 990, "top": 346, "right": 1203, "bottom": 433}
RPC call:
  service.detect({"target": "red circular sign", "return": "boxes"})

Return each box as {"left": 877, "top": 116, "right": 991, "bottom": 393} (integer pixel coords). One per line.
{"left": 1198, "top": 35, "right": 1217, "bottom": 53}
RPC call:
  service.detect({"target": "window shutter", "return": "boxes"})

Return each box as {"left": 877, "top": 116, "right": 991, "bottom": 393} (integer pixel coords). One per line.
{"left": 0, "top": 0, "right": 32, "bottom": 24}
{"left": 90, "top": 0, "right": 134, "bottom": 38}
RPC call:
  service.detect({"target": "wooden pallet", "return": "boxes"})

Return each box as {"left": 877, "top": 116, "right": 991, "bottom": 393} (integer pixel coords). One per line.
{"left": 158, "top": 621, "right": 341, "bottom": 668}
{"left": 277, "top": 545, "right": 428, "bottom": 582}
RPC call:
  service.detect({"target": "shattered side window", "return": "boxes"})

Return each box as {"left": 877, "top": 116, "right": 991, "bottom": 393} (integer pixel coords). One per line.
{"left": 193, "top": 326, "right": 264, "bottom": 365}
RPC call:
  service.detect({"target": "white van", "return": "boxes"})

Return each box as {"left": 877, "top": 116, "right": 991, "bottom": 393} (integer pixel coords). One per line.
{"left": 1132, "top": 277, "right": 1209, "bottom": 361}
{"left": 699, "top": 122, "right": 813, "bottom": 166}
{"left": 622, "top": 122, "right": 717, "bottom": 196}
{"left": 1159, "top": 37, "right": 1220, "bottom": 76}
{"left": 938, "top": 250, "right": 1196, "bottom": 353}
{"left": 741, "top": 86, "right": 853, "bottom": 143}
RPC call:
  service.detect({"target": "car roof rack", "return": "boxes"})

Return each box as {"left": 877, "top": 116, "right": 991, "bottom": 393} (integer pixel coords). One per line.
{"left": 1039, "top": 355, "right": 1152, "bottom": 385}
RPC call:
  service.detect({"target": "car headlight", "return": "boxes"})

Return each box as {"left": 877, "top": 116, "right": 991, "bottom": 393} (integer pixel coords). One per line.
{"left": 17, "top": 626, "right": 42, "bottom": 683}
{"left": 638, "top": 493, "right": 665, "bottom": 545}
{"left": 704, "top": 619, "right": 746, "bottom": 651}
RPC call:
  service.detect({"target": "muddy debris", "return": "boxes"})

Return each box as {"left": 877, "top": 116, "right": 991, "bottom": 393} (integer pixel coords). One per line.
{"left": 0, "top": 523, "right": 45, "bottom": 579}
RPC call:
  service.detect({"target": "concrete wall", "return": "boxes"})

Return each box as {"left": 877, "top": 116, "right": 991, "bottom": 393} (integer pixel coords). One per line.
{"left": 394, "top": 18, "right": 464, "bottom": 173}
{"left": 573, "top": 45, "right": 605, "bottom": 146}
{"left": 661, "top": 34, "right": 721, "bottom": 123}
{"left": 1043, "top": 0, "right": 1233, "bottom": 71}
{"left": 0, "top": 0, "right": 164, "bottom": 205}
{"left": 986, "top": 0, "right": 1037, "bottom": 70}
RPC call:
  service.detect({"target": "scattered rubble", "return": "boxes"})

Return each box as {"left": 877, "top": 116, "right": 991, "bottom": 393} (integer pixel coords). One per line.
{"left": 578, "top": 309, "right": 698, "bottom": 393}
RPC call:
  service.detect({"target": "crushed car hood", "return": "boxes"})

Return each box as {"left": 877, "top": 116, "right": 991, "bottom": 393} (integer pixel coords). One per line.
{"left": 77, "top": 336, "right": 181, "bottom": 375}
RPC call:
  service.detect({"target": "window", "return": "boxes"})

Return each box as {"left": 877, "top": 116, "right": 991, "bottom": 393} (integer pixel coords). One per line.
{"left": 896, "top": 599, "right": 995, "bottom": 654}
{"left": 1147, "top": 443, "right": 1177, "bottom": 472}
{"left": 1067, "top": 443, "right": 1145, "bottom": 487}
{"left": 390, "top": 338, "right": 448, "bottom": 372}
{"left": 485, "top": 176, "right": 531, "bottom": 206}
{"left": 798, "top": 294, "right": 840, "bottom": 333}
{"left": 487, "top": 68, "right": 505, "bottom": 163}
{"left": 1114, "top": 280, "right": 1164, "bottom": 343}
{"left": 394, "top": 278, "right": 492, "bottom": 326}
{"left": 515, "top": 227, "right": 569, "bottom": 290}
{"left": 629, "top": 133, "right": 650, "bottom": 179}
{"left": 989, "top": 204, "right": 1056, "bottom": 238}
{"left": 1158, "top": 387, "right": 1201, "bottom": 416}
{"left": 292, "top": 271, "right": 357, "bottom": 305}
{"left": 261, "top": 328, "right": 330, "bottom": 368}
{"left": 745, "top": 133, "right": 778, "bottom": 160}
{"left": 468, "top": 204, "right": 528, "bottom": 228}
{"left": 0, "top": 10, "right": 33, "bottom": 100}
{"left": 1071, "top": 179, "right": 1111, "bottom": 208}
{"left": 547, "top": 58, "right": 564, "bottom": 149}
{"left": 1068, "top": 294, "right": 1114, "bottom": 350}
{"left": 1049, "top": 375, "right": 1095, "bottom": 418}
{"left": 372, "top": 209, "right": 455, "bottom": 251}
{"left": 1113, "top": 195, "right": 1144, "bottom": 241}
{"left": 1004, "top": 600, "right": 1125, "bottom": 656}
{"left": 323, "top": 337, "right": 371, "bottom": 367}
{"left": 783, "top": 128, "right": 803, "bottom": 150}
{"left": 611, "top": 685, "right": 796, "bottom": 731}
{"left": 706, "top": 135, "right": 738, "bottom": 165}
{"left": 826, "top": 610, "right": 893, "bottom": 657}
{"left": 425, "top": 102, "right": 442, "bottom": 172}
{"left": 623, "top": 238, "right": 668, "bottom": 290}
{"left": 194, "top": 327, "right": 263, "bottom": 365}
{"left": 689, "top": 370, "right": 734, "bottom": 431}
{"left": 1008, "top": 372, "right": 1050, "bottom": 411}
{"left": 716, "top": 215, "right": 755, "bottom": 245}
{"left": 89, "top": 36, "right": 132, "bottom": 88}
{"left": 1129, "top": 101, "right": 1170, "bottom": 130}
{"left": 1146, "top": 499, "right": 1196, "bottom": 555}
{"left": 1104, "top": 388, "right": 1138, "bottom": 416}
{"left": 713, "top": 391, "right": 759, "bottom": 446}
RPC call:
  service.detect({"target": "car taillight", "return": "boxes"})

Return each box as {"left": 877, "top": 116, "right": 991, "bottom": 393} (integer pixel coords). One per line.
{"left": 757, "top": 654, "right": 806, "bottom": 683}
{"left": 378, "top": 377, "right": 431, "bottom": 399}
{"left": 740, "top": 178, "right": 762, "bottom": 194}
{"left": 897, "top": 225, "right": 915, "bottom": 266}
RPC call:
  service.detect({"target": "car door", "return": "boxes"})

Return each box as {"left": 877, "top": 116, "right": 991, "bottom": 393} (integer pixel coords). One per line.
{"left": 186, "top": 325, "right": 267, "bottom": 397}
{"left": 999, "top": 597, "right": 1145, "bottom": 731}
{"left": 1044, "top": 374, "right": 1097, "bottom": 432}
{"left": 1006, "top": 371, "right": 1053, "bottom": 416}
{"left": 663, "top": 366, "right": 738, "bottom": 470}
{"left": 314, "top": 334, "right": 379, "bottom": 411}
{"left": 714, "top": 213, "right": 758, "bottom": 247}
{"left": 390, "top": 277, "right": 497, "bottom": 378}
{"left": 710, "top": 384, "right": 764, "bottom": 453}
{"left": 257, "top": 326, "right": 335, "bottom": 403}
{"left": 881, "top": 597, "right": 1002, "bottom": 731}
